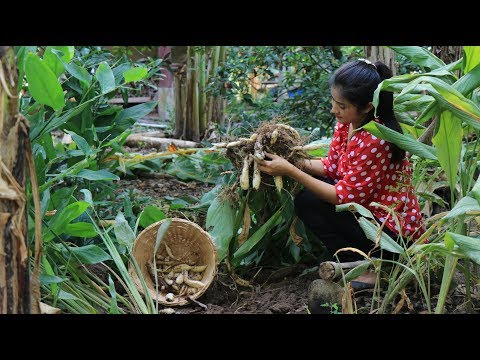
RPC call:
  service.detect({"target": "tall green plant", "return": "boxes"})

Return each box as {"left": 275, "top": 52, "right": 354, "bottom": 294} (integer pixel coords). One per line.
{"left": 363, "top": 46, "right": 480, "bottom": 313}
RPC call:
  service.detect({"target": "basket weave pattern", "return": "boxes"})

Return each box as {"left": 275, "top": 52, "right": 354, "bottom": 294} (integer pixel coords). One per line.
{"left": 129, "top": 218, "right": 217, "bottom": 306}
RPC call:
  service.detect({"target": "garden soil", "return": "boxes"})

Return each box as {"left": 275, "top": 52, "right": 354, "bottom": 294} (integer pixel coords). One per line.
{"left": 116, "top": 174, "right": 480, "bottom": 315}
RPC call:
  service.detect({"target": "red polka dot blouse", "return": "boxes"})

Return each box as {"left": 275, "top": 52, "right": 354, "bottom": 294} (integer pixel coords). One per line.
{"left": 322, "top": 120, "right": 425, "bottom": 240}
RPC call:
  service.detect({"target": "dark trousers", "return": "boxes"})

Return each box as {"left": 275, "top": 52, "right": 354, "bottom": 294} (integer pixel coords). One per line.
{"left": 294, "top": 178, "right": 398, "bottom": 262}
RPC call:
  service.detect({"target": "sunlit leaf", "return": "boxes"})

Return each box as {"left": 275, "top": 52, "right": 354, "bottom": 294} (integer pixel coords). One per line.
{"left": 25, "top": 53, "right": 65, "bottom": 110}
{"left": 123, "top": 67, "right": 148, "bottom": 83}
{"left": 139, "top": 206, "right": 166, "bottom": 228}
{"left": 95, "top": 62, "right": 115, "bottom": 94}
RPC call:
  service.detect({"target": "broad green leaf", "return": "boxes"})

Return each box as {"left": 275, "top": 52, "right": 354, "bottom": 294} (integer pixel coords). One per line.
{"left": 166, "top": 157, "right": 198, "bottom": 181}
{"left": 123, "top": 67, "right": 148, "bottom": 83}
{"left": 63, "top": 244, "right": 112, "bottom": 264}
{"left": 81, "top": 104, "right": 94, "bottom": 133}
{"left": 43, "top": 46, "right": 74, "bottom": 77}
{"left": 429, "top": 82, "right": 480, "bottom": 130}
{"left": 43, "top": 201, "right": 91, "bottom": 242}
{"left": 442, "top": 196, "right": 480, "bottom": 220}
{"left": 65, "top": 62, "right": 92, "bottom": 86}
{"left": 358, "top": 217, "right": 405, "bottom": 254}
{"left": 40, "top": 189, "right": 50, "bottom": 217}
{"left": 114, "top": 101, "right": 157, "bottom": 124}
{"left": 16, "top": 46, "right": 36, "bottom": 93}
{"left": 389, "top": 46, "right": 446, "bottom": 70}
{"left": 64, "top": 222, "right": 98, "bottom": 238}
{"left": 463, "top": 46, "right": 480, "bottom": 74}
{"left": 39, "top": 132, "right": 56, "bottom": 161}
{"left": 233, "top": 207, "right": 283, "bottom": 260}
{"left": 33, "top": 150, "right": 46, "bottom": 186}
{"left": 25, "top": 53, "right": 65, "bottom": 111}
{"left": 336, "top": 202, "right": 375, "bottom": 219}
{"left": 76, "top": 169, "right": 120, "bottom": 181}
{"left": 446, "top": 232, "right": 480, "bottom": 264}
{"left": 139, "top": 206, "right": 166, "bottom": 228}
{"left": 50, "top": 187, "right": 75, "bottom": 213}
{"left": 454, "top": 62, "right": 480, "bottom": 96}
{"left": 112, "top": 63, "right": 132, "bottom": 85}
{"left": 30, "top": 94, "right": 97, "bottom": 141}
{"left": 432, "top": 111, "right": 462, "bottom": 197}
{"left": 470, "top": 175, "right": 480, "bottom": 204}
{"left": 400, "top": 123, "right": 425, "bottom": 139}
{"left": 95, "top": 62, "right": 115, "bottom": 94}
{"left": 114, "top": 212, "right": 136, "bottom": 247}
{"left": 40, "top": 274, "right": 66, "bottom": 285}
{"left": 363, "top": 121, "right": 437, "bottom": 160}
{"left": 395, "top": 94, "right": 434, "bottom": 113}
{"left": 206, "top": 196, "right": 236, "bottom": 262}
{"left": 416, "top": 101, "right": 439, "bottom": 125}
{"left": 375, "top": 71, "right": 454, "bottom": 116}
{"left": 199, "top": 185, "right": 222, "bottom": 204}
{"left": 65, "top": 130, "right": 92, "bottom": 155}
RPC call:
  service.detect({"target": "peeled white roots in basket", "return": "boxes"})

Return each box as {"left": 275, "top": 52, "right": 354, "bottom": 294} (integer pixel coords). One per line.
{"left": 147, "top": 249, "right": 207, "bottom": 301}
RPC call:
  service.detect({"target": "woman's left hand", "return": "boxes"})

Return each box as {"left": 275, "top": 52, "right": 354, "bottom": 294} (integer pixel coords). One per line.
{"left": 256, "top": 152, "right": 295, "bottom": 176}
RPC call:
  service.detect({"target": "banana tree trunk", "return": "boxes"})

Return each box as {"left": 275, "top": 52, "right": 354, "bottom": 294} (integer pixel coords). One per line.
{"left": 173, "top": 68, "right": 186, "bottom": 139}
{"left": 197, "top": 47, "right": 207, "bottom": 136}
{"left": 185, "top": 46, "right": 200, "bottom": 142}
{"left": 364, "top": 46, "right": 398, "bottom": 76}
{"left": 211, "top": 46, "right": 227, "bottom": 125}
{"left": 207, "top": 46, "right": 220, "bottom": 125}
{"left": 0, "top": 46, "right": 34, "bottom": 313}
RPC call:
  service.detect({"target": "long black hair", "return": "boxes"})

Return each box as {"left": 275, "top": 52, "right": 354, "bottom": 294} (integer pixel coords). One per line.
{"left": 328, "top": 59, "right": 405, "bottom": 163}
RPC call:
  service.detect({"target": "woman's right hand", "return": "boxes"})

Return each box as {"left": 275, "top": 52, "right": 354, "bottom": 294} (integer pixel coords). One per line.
{"left": 256, "top": 152, "right": 296, "bottom": 177}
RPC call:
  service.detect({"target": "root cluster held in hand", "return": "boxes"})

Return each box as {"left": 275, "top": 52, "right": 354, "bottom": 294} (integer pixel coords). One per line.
{"left": 215, "top": 121, "right": 322, "bottom": 192}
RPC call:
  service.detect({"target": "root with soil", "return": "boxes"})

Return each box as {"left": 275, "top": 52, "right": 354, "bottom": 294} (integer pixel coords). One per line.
{"left": 214, "top": 119, "right": 321, "bottom": 194}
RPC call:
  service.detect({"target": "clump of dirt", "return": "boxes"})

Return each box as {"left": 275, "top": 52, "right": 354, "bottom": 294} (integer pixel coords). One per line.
{"left": 172, "top": 263, "right": 318, "bottom": 314}
{"left": 225, "top": 120, "right": 307, "bottom": 169}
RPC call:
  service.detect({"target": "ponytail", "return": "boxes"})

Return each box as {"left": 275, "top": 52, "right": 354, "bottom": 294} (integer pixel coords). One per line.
{"left": 330, "top": 59, "right": 406, "bottom": 163}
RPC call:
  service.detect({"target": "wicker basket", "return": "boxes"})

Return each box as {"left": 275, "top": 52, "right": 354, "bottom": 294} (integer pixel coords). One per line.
{"left": 129, "top": 218, "right": 217, "bottom": 306}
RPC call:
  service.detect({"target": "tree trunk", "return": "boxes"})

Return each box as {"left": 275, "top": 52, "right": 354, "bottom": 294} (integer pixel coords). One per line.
{"left": 206, "top": 46, "right": 220, "bottom": 125}
{"left": 172, "top": 46, "right": 228, "bottom": 140}
{"left": 213, "top": 46, "right": 227, "bottom": 125}
{"left": 364, "top": 46, "right": 398, "bottom": 76}
{"left": 197, "top": 47, "right": 207, "bottom": 136}
{"left": 185, "top": 46, "right": 200, "bottom": 142}
{"left": 173, "top": 67, "right": 186, "bottom": 139}
{"left": 0, "top": 47, "right": 33, "bottom": 313}
{"left": 432, "top": 46, "right": 463, "bottom": 68}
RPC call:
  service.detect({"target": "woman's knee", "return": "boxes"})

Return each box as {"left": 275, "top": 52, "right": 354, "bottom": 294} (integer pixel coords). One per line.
{"left": 294, "top": 190, "right": 334, "bottom": 225}
{"left": 295, "top": 189, "right": 332, "bottom": 212}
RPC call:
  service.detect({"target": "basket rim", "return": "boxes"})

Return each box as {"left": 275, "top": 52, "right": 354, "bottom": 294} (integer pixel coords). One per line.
{"left": 133, "top": 218, "right": 217, "bottom": 258}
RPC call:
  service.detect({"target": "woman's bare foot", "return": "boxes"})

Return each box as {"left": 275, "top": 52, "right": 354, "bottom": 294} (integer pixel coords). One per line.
{"left": 352, "top": 270, "right": 377, "bottom": 285}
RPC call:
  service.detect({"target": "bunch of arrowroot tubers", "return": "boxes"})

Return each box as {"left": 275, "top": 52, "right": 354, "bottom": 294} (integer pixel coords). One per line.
{"left": 147, "top": 245, "right": 207, "bottom": 302}
{"left": 214, "top": 121, "right": 323, "bottom": 192}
